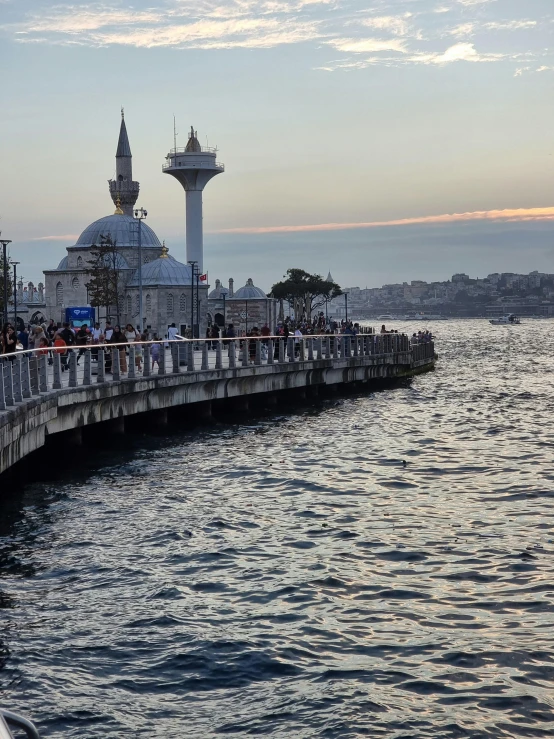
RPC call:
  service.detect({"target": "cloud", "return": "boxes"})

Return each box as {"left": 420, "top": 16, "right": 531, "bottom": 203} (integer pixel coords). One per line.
{"left": 214, "top": 206, "right": 554, "bottom": 234}
{"left": 3, "top": 0, "right": 551, "bottom": 73}
{"left": 358, "top": 14, "right": 413, "bottom": 37}
{"left": 326, "top": 37, "right": 407, "bottom": 54}
{"left": 30, "top": 234, "right": 79, "bottom": 241}
{"left": 321, "top": 42, "right": 506, "bottom": 70}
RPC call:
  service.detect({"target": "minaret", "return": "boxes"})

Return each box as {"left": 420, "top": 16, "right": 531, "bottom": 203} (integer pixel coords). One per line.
{"left": 163, "top": 126, "right": 224, "bottom": 272}
{"left": 108, "top": 109, "right": 140, "bottom": 216}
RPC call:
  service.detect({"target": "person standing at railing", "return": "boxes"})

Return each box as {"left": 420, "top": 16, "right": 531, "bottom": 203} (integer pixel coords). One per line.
{"left": 75, "top": 324, "right": 90, "bottom": 365}
{"left": 2, "top": 325, "right": 17, "bottom": 356}
{"left": 53, "top": 332, "right": 68, "bottom": 371}
{"left": 109, "top": 326, "right": 127, "bottom": 374}
{"left": 150, "top": 335, "right": 161, "bottom": 371}
{"left": 134, "top": 334, "right": 145, "bottom": 372}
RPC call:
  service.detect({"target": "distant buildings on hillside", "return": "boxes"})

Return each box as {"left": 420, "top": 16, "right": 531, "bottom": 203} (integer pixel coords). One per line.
{"left": 329, "top": 271, "right": 554, "bottom": 318}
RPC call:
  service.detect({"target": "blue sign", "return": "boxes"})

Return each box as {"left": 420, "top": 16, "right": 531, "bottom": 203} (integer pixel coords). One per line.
{"left": 65, "top": 306, "right": 95, "bottom": 328}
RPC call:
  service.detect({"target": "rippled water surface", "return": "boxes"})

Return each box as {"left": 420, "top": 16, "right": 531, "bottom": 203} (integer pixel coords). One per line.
{"left": 2, "top": 320, "right": 554, "bottom": 738}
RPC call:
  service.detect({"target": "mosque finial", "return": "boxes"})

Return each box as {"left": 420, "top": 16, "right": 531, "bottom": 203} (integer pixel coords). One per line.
{"left": 114, "top": 194, "right": 124, "bottom": 215}
{"left": 121, "top": 106, "right": 124, "bottom": 120}
{"left": 160, "top": 241, "right": 169, "bottom": 258}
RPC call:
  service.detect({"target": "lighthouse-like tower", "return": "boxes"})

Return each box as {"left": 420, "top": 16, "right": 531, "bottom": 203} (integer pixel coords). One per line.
{"left": 108, "top": 110, "right": 140, "bottom": 216}
{"left": 163, "top": 126, "right": 224, "bottom": 273}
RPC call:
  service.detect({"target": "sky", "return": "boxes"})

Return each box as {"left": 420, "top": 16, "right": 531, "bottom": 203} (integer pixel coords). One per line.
{"left": 1, "top": 0, "right": 554, "bottom": 291}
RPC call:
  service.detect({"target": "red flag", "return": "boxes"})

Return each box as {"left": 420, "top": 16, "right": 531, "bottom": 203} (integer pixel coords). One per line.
{"left": 199, "top": 273, "right": 207, "bottom": 282}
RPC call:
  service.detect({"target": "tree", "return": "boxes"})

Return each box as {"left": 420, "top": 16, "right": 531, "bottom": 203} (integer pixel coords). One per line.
{"left": 270, "top": 269, "right": 342, "bottom": 320}
{"left": 86, "top": 234, "right": 123, "bottom": 324}
{"left": 0, "top": 249, "right": 13, "bottom": 322}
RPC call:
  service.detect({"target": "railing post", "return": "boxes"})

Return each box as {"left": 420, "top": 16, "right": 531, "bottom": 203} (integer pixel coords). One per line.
{"left": 112, "top": 348, "right": 121, "bottom": 381}
{"left": 143, "top": 345, "right": 151, "bottom": 376}
{"left": 171, "top": 343, "right": 180, "bottom": 373}
{"left": 128, "top": 345, "right": 136, "bottom": 378}
{"left": 21, "top": 354, "right": 31, "bottom": 399}
{"left": 307, "top": 338, "right": 314, "bottom": 361}
{"left": 333, "top": 336, "right": 339, "bottom": 359}
{"left": 201, "top": 342, "right": 209, "bottom": 370}
{"left": 39, "top": 355, "right": 48, "bottom": 392}
{"left": 287, "top": 337, "right": 294, "bottom": 362}
{"left": 267, "top": 339, "right": 274, "bottom": 365}
{"left": 278, "top": 338, "right": 285, "bottom": 363}
{"left": 352, "top": 337, "right": 358, "bottom": 357}
{"left": 0, "top": 361, "right": 6, "bottom": 411}
{"left": 228, "top": 340, "right": 236, "bottom": 368}
{"left": 97, "top": 349, "right": 105, "bottom": 382}
{"left": 52, "top": 352, "right": 62, "bottom": 390}
{"left": 187, "top": 341, "right": 195, "bottom": 372}
{"left": 12, "top": 356, "right": 23, "bottom": 403}
{"left": 325, "top": 336, "right": 331, "bottom": 359}
{"left": 83, "top": 350, "right": 92, "bottom": 385}
{"left": 30, "top": 356, "right": 40, "bottom": 395}
{"left": 241, "top": 340, "right": 249, "bottom": 366}
{"left": 69, "top": 350, "right": 78, "bottom": 388}
{"left": 215, "top": 340, "right": 223, "bottom": 369}
{"left": 299, "top": 338, "right": 306, "bottom": 362}
{"left": 159, "top": 343, "right": 166, "bottom": 374}
{"left": 255, "top": 339, "right": 262, "bottom": 366}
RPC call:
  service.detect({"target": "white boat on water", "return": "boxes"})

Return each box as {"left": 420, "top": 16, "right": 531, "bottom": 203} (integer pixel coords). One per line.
{"left": 490, "top": 314, "right": 521, "bottom": 325}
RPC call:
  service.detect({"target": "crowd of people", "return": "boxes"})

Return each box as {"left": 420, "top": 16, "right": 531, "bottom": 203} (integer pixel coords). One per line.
{"left": 1, "top": 317, "right": 433, "bottom": 374}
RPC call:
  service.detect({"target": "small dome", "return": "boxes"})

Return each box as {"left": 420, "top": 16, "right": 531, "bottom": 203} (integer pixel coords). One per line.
{"left": 57, "top": 256, "right": 69, "bottom": 270}
{"left": 209, "top": 279, "right": 229, "bottom": 299}
{"left": 76, "top": 214, "right": 161, "bottom": 248}
{"left": 128, "top": 254, "right": 192, "bottom": 287}
{"left": 231, "top": 278, "right": 267, "bottom": 300}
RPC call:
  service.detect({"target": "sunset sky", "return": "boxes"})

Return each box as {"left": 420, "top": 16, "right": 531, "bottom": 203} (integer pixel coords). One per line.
{"left": 1, "top": 0, "right": 554, "bottom": 289}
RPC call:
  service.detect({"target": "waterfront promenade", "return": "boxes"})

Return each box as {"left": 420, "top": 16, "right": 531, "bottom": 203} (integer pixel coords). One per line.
{"left": 0, "top": 334, "right": 434, "bottom": 478}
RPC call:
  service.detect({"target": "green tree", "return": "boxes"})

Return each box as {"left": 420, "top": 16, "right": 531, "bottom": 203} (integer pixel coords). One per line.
{"left": 86, "top": 234, "right": 123, "bottom": 324}
{"left": 270, "top": 268, "right": 342, "bottom": 320}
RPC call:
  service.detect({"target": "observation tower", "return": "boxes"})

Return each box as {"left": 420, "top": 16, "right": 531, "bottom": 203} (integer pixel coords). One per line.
{"left": 163, "top": 126, "right": 224, "bottom": 273}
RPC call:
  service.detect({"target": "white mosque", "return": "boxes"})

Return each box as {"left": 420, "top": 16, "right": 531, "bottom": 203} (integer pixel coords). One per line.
{"left": 43, "top": 114, "right": 275, "bottom": 336}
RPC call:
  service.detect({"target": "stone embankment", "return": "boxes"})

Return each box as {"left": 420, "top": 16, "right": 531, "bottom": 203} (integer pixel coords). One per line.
{"left": 0, "top": 335, "right": 434, "bottom": 478}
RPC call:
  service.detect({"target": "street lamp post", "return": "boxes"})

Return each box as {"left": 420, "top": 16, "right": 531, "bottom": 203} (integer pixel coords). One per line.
{"left": 188, "top": 260, "right": 197, "bottom": 344}
{"left": 11, "top": 262, "right": 20, "bottom": 330}
{"left": 344, "top": 292, "right": 348, "bottom": 323}
{"left": 1, "top": 238, "right": 12, "bottom": 326}
{"left": 222, "top": 291, "right": 226, "bottom": 330}
{"left": 133, "top": 208, "right": 148, "bottom": 332}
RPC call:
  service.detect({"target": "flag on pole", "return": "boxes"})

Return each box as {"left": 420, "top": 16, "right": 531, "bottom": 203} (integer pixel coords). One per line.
{"left": 199, "top": 273, "right": 207, "bottom": 282}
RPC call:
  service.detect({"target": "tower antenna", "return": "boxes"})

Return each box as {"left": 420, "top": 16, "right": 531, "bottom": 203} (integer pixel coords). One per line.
{"left": 173, "top": 115, "right": 178, "bottom": 152}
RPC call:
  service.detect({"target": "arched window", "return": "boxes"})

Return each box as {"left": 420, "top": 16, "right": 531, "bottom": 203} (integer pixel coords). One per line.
{"left": 77, "top": 256, "right": 83, "bottom": 268}
{"left": 72, "top": 276, "right": 80, "bottom": 290}
{"left": 126, "top": 295, "right": 132, "bottom": 316}
{"left": 179, "top": 293, "right": 186, "bottom": 312}
{"left": 118, "top": 174, "right": 123, "bottom": 182}
{"left": 146, "top": 294, "right": 151, "bottom": 313}
{"left": 167, "top": 293, "right": 174, "bottom": 314}
{"left": 134, "top": 295, "right": 139, "bottom": 316}
{"left": 56, "top": 282, "right": 63, "bottom": 305}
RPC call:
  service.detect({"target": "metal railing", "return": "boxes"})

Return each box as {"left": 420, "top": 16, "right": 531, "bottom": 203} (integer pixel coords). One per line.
{"left": 0, "top": 710, "right": 40, "bottom": 739}
{"left": 0, "top": 334, "right": 434, "bottom": 413}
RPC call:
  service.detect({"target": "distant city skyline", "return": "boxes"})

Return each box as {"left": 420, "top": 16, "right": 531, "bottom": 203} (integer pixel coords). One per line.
{"left": 1, "top": 0, "right": 554, "bottom": 289}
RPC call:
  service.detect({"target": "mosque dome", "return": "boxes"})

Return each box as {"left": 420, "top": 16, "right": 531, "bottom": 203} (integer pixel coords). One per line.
{"left": 57, "top": 256, "right": 69, "bottom": 270}
{"left": 231, "top": 278, "right": 267, "bottom": 299}
{"left": 76, "top": 214, "right": 161, "bottom": 248}
{"left": 209, "top": 279, "right": 229, "bottom": 299}
{"left": 128, "top": 246, "right": 192, "bottom": 287}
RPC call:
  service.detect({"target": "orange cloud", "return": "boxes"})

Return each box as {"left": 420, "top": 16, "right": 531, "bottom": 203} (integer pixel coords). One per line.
{"left": 214, "top": 206, "right": 554, "bottom": 234}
